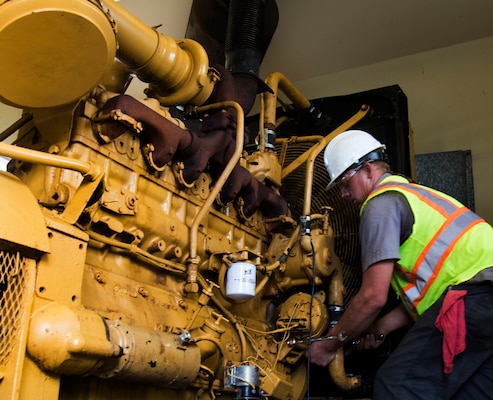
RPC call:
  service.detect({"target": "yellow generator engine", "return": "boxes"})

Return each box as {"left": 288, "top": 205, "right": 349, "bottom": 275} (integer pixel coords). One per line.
{"left": 0, "top": 1, "right": 411, "bottom": 399}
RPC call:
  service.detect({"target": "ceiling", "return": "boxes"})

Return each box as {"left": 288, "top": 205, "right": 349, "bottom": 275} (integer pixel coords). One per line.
{"left": 119, "top": 0, "right": 493, "bottom": 85}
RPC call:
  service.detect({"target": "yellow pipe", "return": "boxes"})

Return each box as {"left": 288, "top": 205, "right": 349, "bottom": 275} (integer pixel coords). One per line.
{"left": 259, "top": 72, "right": 370, "bottom": 216}
{"left": 260, "top": 225, "right": 300, "bottom": 273}
{"left": 327, "top": 267, "right": 362, "bottom": 391}
{"left": 260, "top": 72, "right": 312, "bottom": 150}
{"left": 263, "top": 72, "right": 311, "bottom": 128}
{"left": 302, "top": 104, "right": 370, "bottom": 216}
{"left": 101, "top": 0, "right": 217, "bottom": 106}
{"left": 0, "top": 142, "right": 101, "bottom": 181}
{"left": 0, "top": 143, "right": 105, "bottom": 225}
{"left": 88, "top": 231, "right": 186, "bottom": 274}
{"left": 259, "top": 72, "right": 369, "bottom": 216}
{"left": 186, "top": 101, "right": 244, "bottom": 291}
{"left": 329, "top": 349, "right": 362, "bottom": 391}
{"left": 276, "top": 136, "right": 324, "bottom": 144}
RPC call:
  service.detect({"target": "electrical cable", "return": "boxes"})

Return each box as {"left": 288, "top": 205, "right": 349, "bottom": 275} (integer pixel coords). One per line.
{"left": 305, "top": 238, "right": 317, "bottom": 399}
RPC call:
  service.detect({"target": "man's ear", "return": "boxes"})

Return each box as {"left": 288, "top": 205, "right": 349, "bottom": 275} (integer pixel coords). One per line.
{"left": 363, "top": 161, "right": 382, "bottom": 181}
{"left": 362, "top": 161, "right": 373, "bottom": 176}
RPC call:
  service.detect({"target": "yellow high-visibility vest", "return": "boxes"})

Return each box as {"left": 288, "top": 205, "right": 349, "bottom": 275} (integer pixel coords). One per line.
{"left": 361, "top": 175, "right": 493, "bottom": 319}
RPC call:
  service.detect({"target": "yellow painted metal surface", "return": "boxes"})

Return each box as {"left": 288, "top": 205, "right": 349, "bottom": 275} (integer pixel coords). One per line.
{"left": 0, "top": 0, "right": 117, "bottom": 108}
{"left": 0, "top": 171, "right": 49, "bottom": 254}
{"left": 0, "top": 1, "right": 371, "bottom": 399}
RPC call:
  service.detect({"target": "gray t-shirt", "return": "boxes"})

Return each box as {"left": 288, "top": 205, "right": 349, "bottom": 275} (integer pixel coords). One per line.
{"left": 360, "top": 191, "right": 413, "bottom": 271}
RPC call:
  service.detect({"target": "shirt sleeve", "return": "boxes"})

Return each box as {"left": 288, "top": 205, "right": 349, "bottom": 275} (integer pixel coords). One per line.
{"left": 360, "top": 192, "right": 414, "bottom": 271}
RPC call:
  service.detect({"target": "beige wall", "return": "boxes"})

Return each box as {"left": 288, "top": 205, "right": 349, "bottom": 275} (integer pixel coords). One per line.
{"left": 294, "top": 36, "right": 493, "bottom": 223}
{"left": 0, "top": 104, "right": 21, "bottom": 169}
{"left": 0, "top": 105, "right": 21, "bottom": 136}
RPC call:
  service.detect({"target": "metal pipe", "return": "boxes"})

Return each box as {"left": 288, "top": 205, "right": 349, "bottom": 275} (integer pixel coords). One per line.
{"left": 329, "top": 349, "right": 362, "bottom": 391}
{"left": 302, "top": 104, "right": 370, "bottom": 216}
{"left": 263, "top": 72, "right": 312, "bottom": 129}
{"left": 278, "top": 136, "right": 323, "bottom": 179}
{"left": 259, "top": 72, "right": 312, "bottom": 152}
{"left": 276, "top": 135, "right": 324, "bottom": 144}
{"left": 260, "top": 225, "right": 300, "bottom": 273}
{"left": 326, "top": 262, "right": 362, "bottom": 391}
{"left": 88, "top": 231, "right": 186, "bottom": 274}
{"left": 101, "top": 0, "right": 217, "bottom": 105}
{"left": 259, "top": 74, "right": 369, "bottom": 216}
{"left": 0, "top": 142, "right": 101, "bottom": 181}
{"left": 187, "top": 101, "right": 244, "bottom": 291}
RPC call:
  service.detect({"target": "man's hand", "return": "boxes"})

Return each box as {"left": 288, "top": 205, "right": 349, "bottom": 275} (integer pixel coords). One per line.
{"left": 306, "top": 261, "right": 397, "bottom": 367}
{"left": 355, "top": 332, "right": 385, "bottom": 351}
{"left": 355, "top": 303, "right": 412, "bottom": 351}
{"left": 308, "top": 340, "right": 337, "bottom": 367}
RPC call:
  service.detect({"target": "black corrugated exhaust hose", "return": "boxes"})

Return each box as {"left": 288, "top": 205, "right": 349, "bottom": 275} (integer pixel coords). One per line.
{"left": 225, "top": 0, "right": 265, "bottom": 77}
{"left": 225, "top": 0, "right": 274, "bottom": 95}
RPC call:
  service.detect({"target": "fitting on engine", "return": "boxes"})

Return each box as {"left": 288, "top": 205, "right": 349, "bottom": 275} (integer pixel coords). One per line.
{"left": 299, "top": 215, "right": 311, "bottom": 236}
{"left": 226, "top": 364, "right": 262, "bottom": 400}
{"left": 328, "top": 304, "right": 345, "bottom": 328}
{"left": 299, "top": 215, "right": 312, "bottom": 253}
{"left": 262, "top": 127, "right": 276, "bottom": 150}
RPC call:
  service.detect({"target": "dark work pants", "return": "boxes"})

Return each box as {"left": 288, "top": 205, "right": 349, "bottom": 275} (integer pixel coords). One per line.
{"left": 373, "top": 284, "right": 493, "bottom": 400}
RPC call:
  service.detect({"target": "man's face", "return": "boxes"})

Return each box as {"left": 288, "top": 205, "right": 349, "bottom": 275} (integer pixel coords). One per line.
{"left": 337, "top": 164, "right": 373, "bottom": 206}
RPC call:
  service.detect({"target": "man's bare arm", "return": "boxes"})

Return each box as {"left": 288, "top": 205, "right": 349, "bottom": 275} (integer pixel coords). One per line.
{"left": 309, "top": 260, "right": 394, "bottom": 366}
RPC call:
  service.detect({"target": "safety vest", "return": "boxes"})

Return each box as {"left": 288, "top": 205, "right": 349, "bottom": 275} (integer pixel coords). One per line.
{"left": 361, "top": 175, "right": 493, "bottom": 319}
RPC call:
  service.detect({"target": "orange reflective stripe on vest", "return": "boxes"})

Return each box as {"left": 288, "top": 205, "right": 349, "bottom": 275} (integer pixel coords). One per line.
{"left": 403, "top": 206, "right": 482, "bottom": 308}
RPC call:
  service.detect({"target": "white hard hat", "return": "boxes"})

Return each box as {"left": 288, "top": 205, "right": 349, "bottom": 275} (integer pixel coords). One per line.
{"left": 324, "top": 130, "right": 386, "bottom": 189}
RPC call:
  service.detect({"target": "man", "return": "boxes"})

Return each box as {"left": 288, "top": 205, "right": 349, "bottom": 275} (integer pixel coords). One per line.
{"left": 310, "top": 129, "right": 493, "bottom": 399}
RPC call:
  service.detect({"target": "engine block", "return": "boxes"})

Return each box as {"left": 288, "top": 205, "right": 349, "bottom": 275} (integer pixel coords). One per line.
{"left": 0, "top": 1, "right": 369, "bottom": 399}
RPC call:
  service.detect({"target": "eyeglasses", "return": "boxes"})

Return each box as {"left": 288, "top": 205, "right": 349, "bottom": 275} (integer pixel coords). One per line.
{"left": 336, "top": 164, "right": 364, "bottom": 191}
